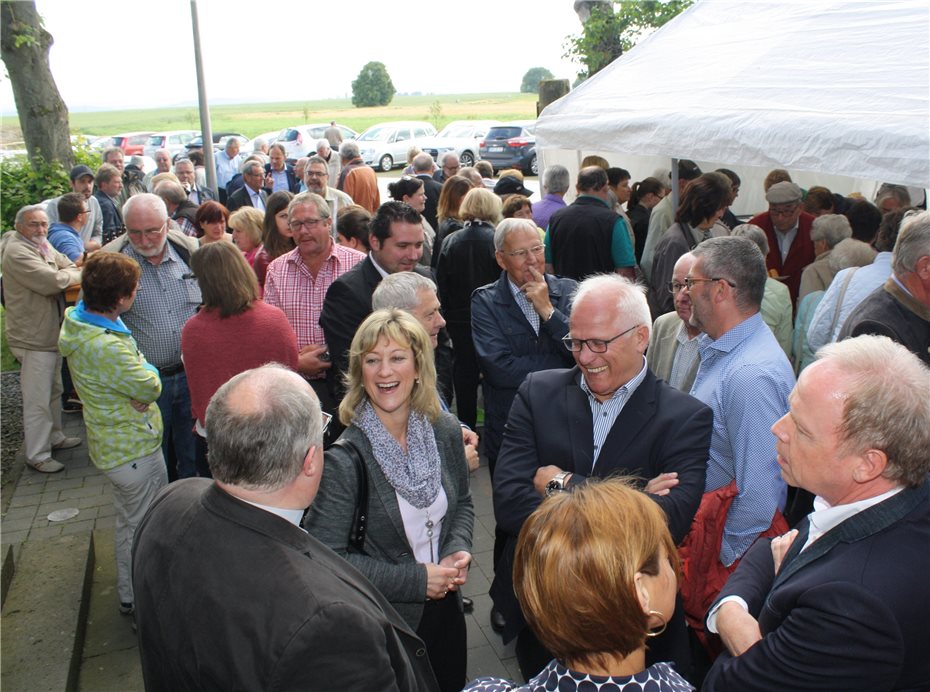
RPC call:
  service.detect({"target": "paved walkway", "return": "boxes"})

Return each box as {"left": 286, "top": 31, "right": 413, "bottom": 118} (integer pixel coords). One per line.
{"left": 1, "top": 410, "right": 520, "bottom": 686}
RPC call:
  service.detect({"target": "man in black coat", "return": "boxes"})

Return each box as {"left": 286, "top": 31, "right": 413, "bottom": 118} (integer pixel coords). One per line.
{"left": 226, "top": 160, "right": 269, "bottom": 213}
{"left": 132, "top": 364, "right": 439, "bottom": 691}
{"left": 491, "top": 274, "right": 712, "bottom": 681}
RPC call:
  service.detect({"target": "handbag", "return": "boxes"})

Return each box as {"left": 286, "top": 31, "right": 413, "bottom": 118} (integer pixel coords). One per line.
{"left": 330, "top": 438, "right": 369, "bottom": 551}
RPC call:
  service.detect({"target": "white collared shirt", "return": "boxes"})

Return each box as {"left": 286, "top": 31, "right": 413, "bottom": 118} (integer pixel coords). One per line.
{"left": 242, "top": 499, "right": 305, "bottom": 528}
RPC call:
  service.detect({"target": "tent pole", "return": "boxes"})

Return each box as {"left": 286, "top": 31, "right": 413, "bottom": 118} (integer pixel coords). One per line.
{"left": 670, "top": 157, "right": 680, "bottom": 217}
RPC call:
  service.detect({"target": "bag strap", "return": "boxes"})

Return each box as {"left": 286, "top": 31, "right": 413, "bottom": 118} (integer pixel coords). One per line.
{"left": 331, "top": 438, "right": 368, "bottom": 551}
{"left": 828, "top": 266, "right": 858, "bottom": 339}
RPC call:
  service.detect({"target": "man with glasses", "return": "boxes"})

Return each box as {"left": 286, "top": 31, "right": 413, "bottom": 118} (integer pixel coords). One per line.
{"left": 226, "top": 160, "right": 269, "bottom": 213}
{"left": 491, "top": 273, "right": 713, "bottom": 681}
{"left": 471, "top": 217, "right": 577, "bottom": 634}
{"left": 47, "top": 192, "right": 92, "bottom": 265}
{"left": 0, "top": 205, "right": 83, "bottom": 473}
{"left": 433, "top": 151, "right": 460, "bottom": 184}
{"left": 102, "top": 193, "right": 202, "bottom": 481}
{"left": 748, "top": 181, "right": 816, "bottom": 306}
{"left": 173, "top": 158, "right": 215, "bottom": 205}
{"left": 683, "top": 236, "right": 795, "bottom": 622}
{"left": 304, "top": 155, "right": 353, "bottom": 215}
{"left": 44, "top": 165, "right": 103, "bottom": 251}
{"left": 647, "top": 252, "right": 701, "bottom": 392}
{"left": 264, "top": 192, "right": 365, "bottom": 415}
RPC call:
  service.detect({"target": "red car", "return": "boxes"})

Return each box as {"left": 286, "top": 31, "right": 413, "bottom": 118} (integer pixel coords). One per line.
{"left": 109, "top": 132, "right": 154, "bottom": 156}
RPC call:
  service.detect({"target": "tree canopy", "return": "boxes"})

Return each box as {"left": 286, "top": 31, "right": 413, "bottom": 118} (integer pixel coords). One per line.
{"left": 351, "top": 61, "right": 396, "bottom": 108}
{"left": 565, "top": 0, "right": 693, "bottom": 82}
{"left": 521, "top": 67, "right": 555, "bottom": 94}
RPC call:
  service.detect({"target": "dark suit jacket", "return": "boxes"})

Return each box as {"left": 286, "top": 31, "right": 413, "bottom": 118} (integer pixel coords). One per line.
{"left": 187, "top": 185, "right": 216, "bottom": 205}
{"left": 748, "top": 210, "right": 816, "bottom": 307}
{"left": 94, "top": 190, "right": 123, "bottom": 242}
{"left": 304, "top": 414, "right": 473, "bottom": 629}
{"left": 226, "top": 185, "right": 268, "bottom": 213}
{"left": 320, "top": 257, "right": 437, "bottom": 400}
{"left": 470, "top": 271, "right": 576, "bottom": 462}
{"left": 490, "top": 366, "right": 712, "bottom": 641}
{"left": 133, "top": 479, "right": 439, "bottom": 692}
{"left": 416, "top": 174, "right": 443, "bottom": 231}
{"left": 704, "top": 480, "right": 930, "bottom": 691}
{"left": 264, "top": 163, "right": 301, "bottom": 194}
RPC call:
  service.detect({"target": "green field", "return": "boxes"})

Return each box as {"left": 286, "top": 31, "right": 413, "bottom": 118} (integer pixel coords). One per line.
{"left": 66, "top": 92, "right": 538, "bottom": 138}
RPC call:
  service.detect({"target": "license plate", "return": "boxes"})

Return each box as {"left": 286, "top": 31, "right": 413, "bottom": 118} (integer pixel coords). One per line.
{"left": 487, "top": 146, "right": 504, "bottom": 153}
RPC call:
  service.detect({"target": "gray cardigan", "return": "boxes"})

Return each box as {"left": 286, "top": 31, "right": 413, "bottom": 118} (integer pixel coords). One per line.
{"left": 303, "top": 411, "right": 474, "bottom": 628}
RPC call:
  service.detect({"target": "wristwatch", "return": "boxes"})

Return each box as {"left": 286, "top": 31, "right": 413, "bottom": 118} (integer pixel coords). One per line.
{"left": 545, "top": 471, "right": 571, "bottom": 497}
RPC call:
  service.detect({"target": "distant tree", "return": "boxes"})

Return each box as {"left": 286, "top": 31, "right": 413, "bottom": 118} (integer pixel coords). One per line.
{"left": 351, "top": 62, "right": 396, "bottom": 108}
{"left": 0, "top": 0, "right": 73, "bottom": 169}
{"left": 565, "top": 0, "right": 693, "bottom": 82}
{"left": 521, "top": 67, "right": 555, "bottom": 94}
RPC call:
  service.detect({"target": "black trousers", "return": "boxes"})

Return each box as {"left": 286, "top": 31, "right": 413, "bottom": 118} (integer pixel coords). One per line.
{"left": 447, "top": 322, "right": 480, "bottom": 430}
{"left": 417, "top": 595, "right": 467, "bottom": 692}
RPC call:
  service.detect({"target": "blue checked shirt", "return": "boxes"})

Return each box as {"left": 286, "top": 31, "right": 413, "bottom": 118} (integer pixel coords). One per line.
{"left": 580, "top": 356, "right": 648, "bottom": 469}
{"left": 508, "top": 279, "right": 540, "bottom": 335}
{"left": 121, "top": 241, "right": 201, "bottom": 368}
{"left": 690, "top": 313, "right": 795, "bottom": 567}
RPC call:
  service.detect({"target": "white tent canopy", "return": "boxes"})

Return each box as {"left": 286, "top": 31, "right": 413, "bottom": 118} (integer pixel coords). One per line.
{"left": 536, "top": 0, "right": 929, "bottom": 211}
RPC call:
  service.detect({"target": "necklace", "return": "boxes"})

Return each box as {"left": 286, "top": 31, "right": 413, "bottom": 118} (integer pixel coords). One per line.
{"left": 425, "top": 509, "right": 435, "bottom": 563}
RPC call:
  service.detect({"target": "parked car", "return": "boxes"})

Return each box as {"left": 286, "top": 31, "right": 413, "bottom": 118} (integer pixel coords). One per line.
{"left": 479, "top": 121, "right": 537, "bottom": 175}
{"left": 181, "top": 133, "right": 250, "bottom": 160}
{"left": 252, "top": 130, "right": 283, "bottom": 148}
{"left": 277, "top": 123, "right": 359, "bottom": 159}
{"left": 420, "top": 120, "right": 500, "bottom": 167}
{"left": 143, "top": 130, "right": 199, "bottom": 159}
{"left": 356, "top": 121, "right": 438, "bottom": 172}
{"left": 107, "top": 132, "right": 154, "bottom": 156}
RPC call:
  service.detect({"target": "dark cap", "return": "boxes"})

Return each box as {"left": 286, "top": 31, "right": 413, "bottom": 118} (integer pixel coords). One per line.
{"left": 69, "top": 164, "right": 94, "bottom": 181}
{"left": 493, "top": 175, "right": 533, "bottom": 198}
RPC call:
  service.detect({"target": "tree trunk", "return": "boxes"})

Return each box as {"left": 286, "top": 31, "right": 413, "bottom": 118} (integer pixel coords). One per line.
{"left": 0, "top": 0, "right": 73, "bottom": 169}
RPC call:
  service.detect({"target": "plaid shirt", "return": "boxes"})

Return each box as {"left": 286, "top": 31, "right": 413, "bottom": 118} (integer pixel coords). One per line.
{"left": 263, "top": 243, "right": 365, "bottom": 350}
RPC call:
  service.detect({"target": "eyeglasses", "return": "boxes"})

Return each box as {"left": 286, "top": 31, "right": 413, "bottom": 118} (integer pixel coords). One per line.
{"left": 126, "top": 222, "right": 166, "bottom": 239}
{"left": 769, "top": 204, "right": 799, "bottom": 217}
{"left": 562, "top": 324, "right": 640, "bottom": 353}
{"left": 289, "top": 218, "right": 325, "bottom": 231}
{"left": 683, "top": 276, "right": 737, "bottom": 290}
{"left": 667, "top": 281, "right": 687, "bottom": 294}
{"left": 24, "top": 221, "right": 49, "bottom": 229}
{"left": 504, "top": 244, "right": 544, "bottom": 260}
{"left": 78, "top": 209, "right": 90, "bottom": 215}
{"left": 321, "top": 410, "right": 333, "bottom": 436}
{"left": 306, "top": 171, "right": 327, "bottom": 178}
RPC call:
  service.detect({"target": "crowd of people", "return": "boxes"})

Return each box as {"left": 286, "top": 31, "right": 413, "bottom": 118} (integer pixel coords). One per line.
{"left": 1, "top": 138, "right": 928, "bottom": 692}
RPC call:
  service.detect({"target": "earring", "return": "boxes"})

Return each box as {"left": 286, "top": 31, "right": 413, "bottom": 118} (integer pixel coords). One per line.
{"left": 415, "top": 378, "right": 421, "bottom": 385}
{"left": 645, "top": 610, "right": 667, "bottom": 638}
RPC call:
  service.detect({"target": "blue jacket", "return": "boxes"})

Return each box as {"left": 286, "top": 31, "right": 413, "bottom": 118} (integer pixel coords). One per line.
{"left": 471, "top": 271, "right": 576, "bottom": 462}
{"left": 47, "top": 222, "right": 84, "bottom": 261}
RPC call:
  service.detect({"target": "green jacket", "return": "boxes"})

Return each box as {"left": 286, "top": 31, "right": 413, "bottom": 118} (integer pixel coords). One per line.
{"left": 58, "top": 303, "right": 163, "bottom": 470}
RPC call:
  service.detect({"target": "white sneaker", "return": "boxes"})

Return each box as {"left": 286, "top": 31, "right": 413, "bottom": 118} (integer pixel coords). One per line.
{"left": 27, "top": 458, "right": 65, "bottom": 473}
{"left": 52, "top": 437, "right": 82, "bottom": 450}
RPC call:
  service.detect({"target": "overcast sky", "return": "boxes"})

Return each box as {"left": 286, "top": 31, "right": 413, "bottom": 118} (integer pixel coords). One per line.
{"left": 0, "top": 0, "right": 584, "bottom": 113}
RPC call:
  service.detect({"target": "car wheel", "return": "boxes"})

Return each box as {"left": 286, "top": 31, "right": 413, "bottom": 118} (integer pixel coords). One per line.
{"left": 528, "top": 154, "right": 538, "bottom": 176}
{"left": 379, "top": 154, "right": 393, "bottom": 172}
{"left": 460, "top": 151, "right": 475, "bottom": 167}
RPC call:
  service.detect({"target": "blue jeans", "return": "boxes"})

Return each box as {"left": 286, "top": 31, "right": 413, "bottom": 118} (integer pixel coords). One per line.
{"left": 155, "top": 371, "right": 200, "bottom": 481}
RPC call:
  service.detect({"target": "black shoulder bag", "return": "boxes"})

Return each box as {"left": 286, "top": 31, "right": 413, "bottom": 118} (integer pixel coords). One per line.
{"left": 330, "top": 438, "right": 369, "bottom": 551}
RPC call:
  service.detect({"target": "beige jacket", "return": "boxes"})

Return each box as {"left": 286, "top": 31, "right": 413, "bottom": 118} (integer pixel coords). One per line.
{"left": 1, "top": 231, "right": 81, "bottom": 351}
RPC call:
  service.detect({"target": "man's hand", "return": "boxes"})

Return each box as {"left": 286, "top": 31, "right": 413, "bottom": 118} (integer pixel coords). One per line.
{"left": 644, "top": 471, "right": 679, "bottom": 496}
{"left": 771, "top": 528, "right": 799, "bottom": 574}
{"left": 716, "top": 601, "right": 763, "bottom": 657}
{"left": 129, "top": 399, "right": 149, "bottom": 412}
{"left": 534, "top": 465, "right": 567, "bottom": 496}
{"left": 522, "top": 267, "right": 553, "bottom": 317}
{"left": 297, "top": 344, "right": 332, "bottom": 378}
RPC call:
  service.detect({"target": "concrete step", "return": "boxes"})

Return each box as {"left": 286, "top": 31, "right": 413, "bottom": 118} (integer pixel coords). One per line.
{"left": 0, "top": 532, "right": 95, "bottom": 692}
{"left": 78, "top": 528, "right": 143, "bottom": 692}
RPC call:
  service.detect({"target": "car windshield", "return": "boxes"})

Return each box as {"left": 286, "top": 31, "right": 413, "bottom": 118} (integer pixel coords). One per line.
{"left": 146, "top": 136, "right": 165, "bottom": 147}
{"left": 487, "top": 127, "right": 523, "bottom": 140}
{"left": 281, "top": 129, "right": 300, "bottom": 142}
{"left": 439, "top": 124, "right": 474, "bottom": 138}
{"left": 358, "top": 126, "right": 392, "bottom": 142}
